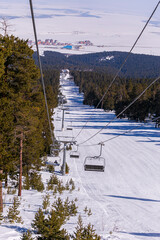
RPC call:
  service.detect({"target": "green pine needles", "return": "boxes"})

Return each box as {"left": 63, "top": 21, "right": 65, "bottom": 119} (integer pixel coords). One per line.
{"left": 7, "top": 196, "right": 23, "bottom": 223}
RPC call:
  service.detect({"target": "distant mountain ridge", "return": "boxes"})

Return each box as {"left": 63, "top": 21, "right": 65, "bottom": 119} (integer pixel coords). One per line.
{"left": 34, "top": 51, "right": 160, "bottom": 79}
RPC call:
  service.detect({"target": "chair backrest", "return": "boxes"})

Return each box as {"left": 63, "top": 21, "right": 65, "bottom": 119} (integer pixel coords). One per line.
{"left": 84, "top": 156, "right": 105, "bottom": 172}
{"left": 84, "top": 164, "right": 104, "bottom": 172}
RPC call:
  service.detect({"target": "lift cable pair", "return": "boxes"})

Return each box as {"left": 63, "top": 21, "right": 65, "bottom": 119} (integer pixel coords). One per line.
{"left": 79, "top": 116, "right": 160, "bottom": 147}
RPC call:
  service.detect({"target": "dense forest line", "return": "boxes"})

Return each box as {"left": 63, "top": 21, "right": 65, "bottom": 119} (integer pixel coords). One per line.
{"left": 36, "top": 50, "right": 160, "bottom": 79}
{"left": 0, "top": 35, "right": 60, "bottom": 197}
{"left": 71, "top": 71, "right": 160, "bottom": 123}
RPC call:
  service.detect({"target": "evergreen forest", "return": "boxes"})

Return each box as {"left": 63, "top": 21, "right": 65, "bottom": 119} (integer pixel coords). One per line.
{"left": 0, "top": 35, "right": 60, "bottom": 194}
{"left": 71, "top": 71, "right": 160, "bottom": 123}
{"left": 37, "top": 50, "right": 160, "bottom": 79}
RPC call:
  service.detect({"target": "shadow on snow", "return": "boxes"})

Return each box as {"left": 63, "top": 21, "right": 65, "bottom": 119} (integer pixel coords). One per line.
{"left": 1, "top": 224, "right": 28, "bottom": 233}
{"left": 106, "top": 194, "right": 160, "bottom": 202}
{"left": 121, "top": 231, "right": 160, "bottom": 237}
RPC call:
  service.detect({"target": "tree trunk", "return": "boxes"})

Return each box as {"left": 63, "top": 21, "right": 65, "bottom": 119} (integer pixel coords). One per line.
{"left": 101, "top": 100, "right": 103, "bottom": 109}
{"left": 18, "top": 132, "right": 23, "bottom": 197}
{"left": 5, "top": 172, "right": 8, "bottom": 188}
{"left": 0, "top": 170, "right": 3, "bottom": 212}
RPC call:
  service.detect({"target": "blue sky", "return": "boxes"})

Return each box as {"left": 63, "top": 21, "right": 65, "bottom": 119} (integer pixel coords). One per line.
{"left": 1, "top": 0, "right": 160, "bottom": 21}
{"left": 33, "top": 0, "right": 153, "bottom": 15}
{"left": 2, "top": 0, "right": 160, "bottom": 16}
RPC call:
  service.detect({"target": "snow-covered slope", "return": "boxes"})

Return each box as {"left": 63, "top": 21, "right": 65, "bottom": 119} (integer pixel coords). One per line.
{"left": 1, "top": 72, "right": 160, "bottom": 239}
{"left": 55, "top": 72, "right": 160, "bottom": 239}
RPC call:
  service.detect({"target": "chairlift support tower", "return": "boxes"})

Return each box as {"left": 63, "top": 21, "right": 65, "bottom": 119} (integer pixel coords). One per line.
{"left": 58, "top": 136, "right": 76, "bottom": 176}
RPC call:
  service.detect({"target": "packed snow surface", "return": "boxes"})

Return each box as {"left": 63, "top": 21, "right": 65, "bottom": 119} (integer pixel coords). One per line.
{"left": 1, "top": 71, "right": 160, "bottom": 239}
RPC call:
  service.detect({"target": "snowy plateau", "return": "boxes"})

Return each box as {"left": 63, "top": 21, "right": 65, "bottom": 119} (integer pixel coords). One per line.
{"left": 1, "top": 1, "right": 160, "bottom": 56}
{"left": 1, "top": 71, "right": 160, "bottom": 240}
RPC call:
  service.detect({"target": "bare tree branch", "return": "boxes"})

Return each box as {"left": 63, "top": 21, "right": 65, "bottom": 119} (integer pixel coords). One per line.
{"left": 0, "top": 17, "right": 13, "bottom": 36}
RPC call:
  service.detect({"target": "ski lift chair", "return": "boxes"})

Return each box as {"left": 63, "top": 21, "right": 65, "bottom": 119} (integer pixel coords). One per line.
{"left": 63, "top": 96, "right": 67, "bottom": 104}
{"left": 84, "top": 143, "right": 105, "bottom": 172}
{"left": 50, "top": 144, "right": 60, "bottom": 157}
{"left": 70, "top": 145, "right": 80, "bottom": 158}
{"left": 56, "top": 113, "right": 61, "bottom": 121}
{"left": 67, "top": 121, "right": 73, "bottom": 130}
{"left": 56, "top": 116, "right": 61, "bottom": 121}
{"left": 84, "top": 156, "right": 105, "bottom": 171}
{"left": 67, "top": 126, "right": 73, "bottom": 130}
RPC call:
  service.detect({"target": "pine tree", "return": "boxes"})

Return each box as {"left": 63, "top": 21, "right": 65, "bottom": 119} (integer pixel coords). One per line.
{"left": 53, "top": 197, "right": 67, "bottom": 224}
{"left": 7, "top": 196, "right": 22, "bottom": 223}
{"left": 65, "top": 181, "right": 70, "bottom": 190}
{"left": 0, "top": 170, "right": 3, "bottom": 212}
{"left": 21, "top": 230, "right": 33, "bottom": 240}
{"left": 72, "top": 215, "right": 84, "bottom": 240}
{"left": 0, "top": 211, "right": 3, "bottom": 224}
{"left": 83, "top": 223, "right": 101, "bottom": 240}
{"left": 29, "top": 171, "right": 44, "bottom": 192}
{"left": 72, "top": 215, "right": 101, "bottom": 240}
{"left": 42, "top": 194, "right": 50, "bottom": 213}
{"left": 88, "top": 208, "right": 92, "bottom": 216}
{"left": 23, "top": 174, "right": 30, "bottom": 190}
{"left": 69, "top": 200, "right": 78, "bottom": 216}
{"left": 32, "top": 208, "right": 69, "bottom": 240}
{"left": 84, "top": 206, "right": 88, "bottom": 214}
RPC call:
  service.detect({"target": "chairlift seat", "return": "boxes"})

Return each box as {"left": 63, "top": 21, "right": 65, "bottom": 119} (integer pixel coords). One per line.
{"left": 70, "top": 151, "right": 80, "bottom": 158}
{"left": 67, "top": 127, "right": 73, "bottom": 130}
{"left": 56, "top": 117, "right": 61, "bottom": 120}
{"left": 84, "top": 156, "right": 105, "bottom": 172}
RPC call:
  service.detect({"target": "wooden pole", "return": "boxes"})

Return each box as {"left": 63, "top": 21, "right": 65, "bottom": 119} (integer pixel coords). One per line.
{"left": 0, "top": 170, "right": 3, "bottom": 212}
{"left": 18, "top": 132, "right": 23, "bottom": 197}
{"left": 62, "top": 143, "right": 66, "bottom": 176}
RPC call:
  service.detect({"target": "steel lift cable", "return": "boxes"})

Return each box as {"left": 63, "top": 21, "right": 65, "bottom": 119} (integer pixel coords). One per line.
{"left": 29, "top": 0, "right": 54, "bottom": 144}
{"left": 79, "top": 116, "right": 160, "bottom": 148}
{"left": 74, "top": 1, "right": 160, "bottom": 140}
{"left": 102, "top": 116, "right": 160, "bottom": 144}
